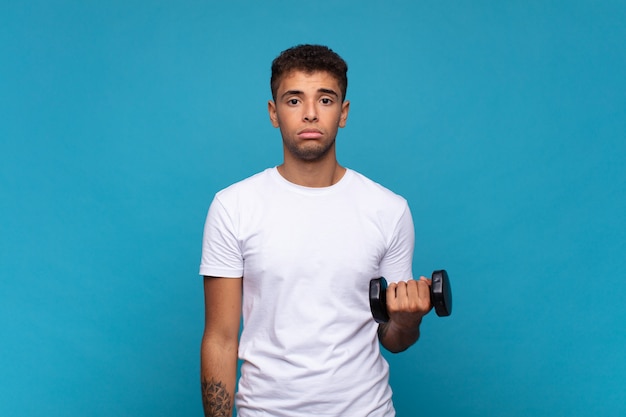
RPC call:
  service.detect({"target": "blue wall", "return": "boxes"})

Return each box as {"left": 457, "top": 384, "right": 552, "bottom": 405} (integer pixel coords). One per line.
{"left": 1, "top": 1, "right": 625, "bottom": 416}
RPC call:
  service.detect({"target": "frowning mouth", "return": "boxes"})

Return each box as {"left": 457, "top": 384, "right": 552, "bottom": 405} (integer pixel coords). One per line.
{"left": 297, "top": 129, "right": 323, "bottom": 139}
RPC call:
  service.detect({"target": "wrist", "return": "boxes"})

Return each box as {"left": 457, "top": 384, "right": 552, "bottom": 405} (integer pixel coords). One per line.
{"left": 388, "top": 316, "right": 422, "bottom": 335}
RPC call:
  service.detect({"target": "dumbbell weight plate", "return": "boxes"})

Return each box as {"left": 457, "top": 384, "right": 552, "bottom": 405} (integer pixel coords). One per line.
{"left": 431, "top": 269, "right": 452, "bottom": 317}
{"left": 369, "top": 277, "right": 389, "bottom": 323}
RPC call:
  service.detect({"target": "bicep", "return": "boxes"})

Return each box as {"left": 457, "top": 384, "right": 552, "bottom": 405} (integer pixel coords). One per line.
{"left": 203, "top": 276, "right": 242, "bottom": 343}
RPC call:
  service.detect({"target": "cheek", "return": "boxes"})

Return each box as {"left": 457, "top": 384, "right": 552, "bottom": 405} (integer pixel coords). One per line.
{"left": 278, "top": 109, "right": 299, "bottom": 124}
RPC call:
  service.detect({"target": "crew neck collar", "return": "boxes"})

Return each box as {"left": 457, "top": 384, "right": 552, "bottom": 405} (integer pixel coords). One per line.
{"left": 270, "top": 166, "right": 353, "bottom": 195}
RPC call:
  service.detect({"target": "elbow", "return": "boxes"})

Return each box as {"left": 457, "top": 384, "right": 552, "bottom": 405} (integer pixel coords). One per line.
{"left": 382, "top": 342, "right": 413, "bottom": 354}
{"left": 201, "top": 330, "right": 239, "bottom": 355}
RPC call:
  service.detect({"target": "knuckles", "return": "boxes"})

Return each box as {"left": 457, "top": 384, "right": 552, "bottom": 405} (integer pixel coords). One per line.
{"left": 386, "top": 280, "right": 432, "bottom": 316}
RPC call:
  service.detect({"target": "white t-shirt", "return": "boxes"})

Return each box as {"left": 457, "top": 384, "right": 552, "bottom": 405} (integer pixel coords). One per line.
{"left": 200, "top": 167, "right": 414, "bottom": 417}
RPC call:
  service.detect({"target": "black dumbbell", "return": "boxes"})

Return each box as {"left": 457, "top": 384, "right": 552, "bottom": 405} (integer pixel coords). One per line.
{"left": 369, "top": 270, "right": 452, "bottom": 323}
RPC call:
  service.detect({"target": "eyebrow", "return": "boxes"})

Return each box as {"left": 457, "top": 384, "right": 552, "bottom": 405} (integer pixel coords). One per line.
{"left": 280, "top": 88, "right": 339, "bottom": 100}
{"left": 318, "top": 88, "right": 339, "bottom": 97}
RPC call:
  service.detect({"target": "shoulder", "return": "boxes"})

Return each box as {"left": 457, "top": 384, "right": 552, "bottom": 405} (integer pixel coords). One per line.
{"left": 346, "top": 169, "right": 408, "bottom": 208}
{"left": 214, "top": 168, "right": 276, "bottom": 202}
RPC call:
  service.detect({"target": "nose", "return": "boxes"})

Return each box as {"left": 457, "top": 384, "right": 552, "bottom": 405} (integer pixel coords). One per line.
{"left": 303, "top": 101, "right": 318, "bottom": 122}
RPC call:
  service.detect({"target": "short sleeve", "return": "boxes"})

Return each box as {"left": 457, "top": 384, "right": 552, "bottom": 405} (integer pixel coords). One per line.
{"left": 199, "top": 196, "right": 244, "bottom": 278}
{"left": 379, "top": 202, "right": 415, "bottom": 283}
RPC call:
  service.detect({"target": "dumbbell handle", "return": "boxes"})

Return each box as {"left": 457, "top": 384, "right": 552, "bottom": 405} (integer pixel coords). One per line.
{"left": 369, "top": 270, "right": 452, "bottom": 323}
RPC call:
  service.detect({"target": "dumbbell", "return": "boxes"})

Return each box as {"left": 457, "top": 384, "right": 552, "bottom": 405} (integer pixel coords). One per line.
{"left": 369, "top": 270, "right": 452, "bottom": 323}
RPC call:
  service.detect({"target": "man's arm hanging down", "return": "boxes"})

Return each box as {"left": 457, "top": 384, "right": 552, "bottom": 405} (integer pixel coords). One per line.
{"left": 200, "top": 276, "right": 242, "bottom": 417}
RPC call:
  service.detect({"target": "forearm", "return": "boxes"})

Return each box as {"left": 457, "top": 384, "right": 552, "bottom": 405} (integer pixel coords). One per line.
{"left": 200, "top": 338, "right": 238, "bottom": 417}
{"left": 378, "top": 318, "right": 421, "bottom": 353}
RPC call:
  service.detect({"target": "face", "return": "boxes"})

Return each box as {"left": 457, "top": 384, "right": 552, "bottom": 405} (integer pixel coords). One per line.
{"left": 268, "top": 70, "right": 350, "bottom": 163}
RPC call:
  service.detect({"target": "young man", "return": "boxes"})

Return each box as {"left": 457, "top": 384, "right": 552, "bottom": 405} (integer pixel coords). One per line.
{"left": 199, "top": 44, "right": 432, "bottom": 417}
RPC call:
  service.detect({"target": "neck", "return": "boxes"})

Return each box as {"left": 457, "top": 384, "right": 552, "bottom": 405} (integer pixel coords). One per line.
{"left": 277, "top": 157, "right": 346, "bottom": 188}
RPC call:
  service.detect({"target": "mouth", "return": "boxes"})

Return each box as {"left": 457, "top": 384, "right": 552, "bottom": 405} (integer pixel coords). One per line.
{"left": 297, "top": 128, "right": 323, "bottom": 139}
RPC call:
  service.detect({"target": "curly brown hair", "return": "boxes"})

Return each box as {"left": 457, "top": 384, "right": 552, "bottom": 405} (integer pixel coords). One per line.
{"left": 270, "top": 44, "right": 348, "bottom": 102}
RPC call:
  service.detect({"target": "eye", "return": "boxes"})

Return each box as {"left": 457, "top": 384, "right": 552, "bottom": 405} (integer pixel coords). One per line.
{"left": 287, "top": 98, "right": 300, "bottom": 105}
{"left": 320, "top": 98, "right": 333, "bottom": 105}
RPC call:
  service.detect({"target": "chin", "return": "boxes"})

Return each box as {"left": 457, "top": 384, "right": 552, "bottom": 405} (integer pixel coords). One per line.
{"left": 286, "top": 140, "right": 335, "bottom": 162}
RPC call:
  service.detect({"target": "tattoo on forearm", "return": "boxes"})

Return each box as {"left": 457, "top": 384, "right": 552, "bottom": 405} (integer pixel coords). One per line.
{"left": 201, "top": 378, "right": 232, "bottom": 417}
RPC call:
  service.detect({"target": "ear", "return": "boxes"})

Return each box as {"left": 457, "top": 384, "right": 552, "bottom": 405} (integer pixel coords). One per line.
{"left": 268, "top": 100, "right": 279, "bottom": 128}
{"left": 339, "top": 100, "right": 350, "bottom": 128}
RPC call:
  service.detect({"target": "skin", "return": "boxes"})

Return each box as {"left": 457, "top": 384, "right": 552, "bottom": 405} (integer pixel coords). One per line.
{"left": 200, "top": 277, "right": 241, "bottom": 417}
{"left": 379, "top": 277, "right": 432, "bottom": 353}
{"left": 268, "top": 70, "right": 350, "bottom": 187}
{"left": 200, "top": 69, "right": 430, "bottom": 416}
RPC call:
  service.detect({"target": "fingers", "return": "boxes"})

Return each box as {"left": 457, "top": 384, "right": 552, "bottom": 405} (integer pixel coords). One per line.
{"left": 386, "top": 278, "right": 432, "bottom": 317}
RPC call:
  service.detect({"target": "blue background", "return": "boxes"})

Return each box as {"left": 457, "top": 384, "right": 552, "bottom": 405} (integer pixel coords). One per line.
{"left": 2, "top": 1, "right": 625, "bottom": 416}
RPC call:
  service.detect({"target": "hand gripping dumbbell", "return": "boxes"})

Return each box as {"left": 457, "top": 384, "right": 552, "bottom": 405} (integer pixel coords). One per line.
{"left": 369, "top": 270, "right": 453, "bottom": 323}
